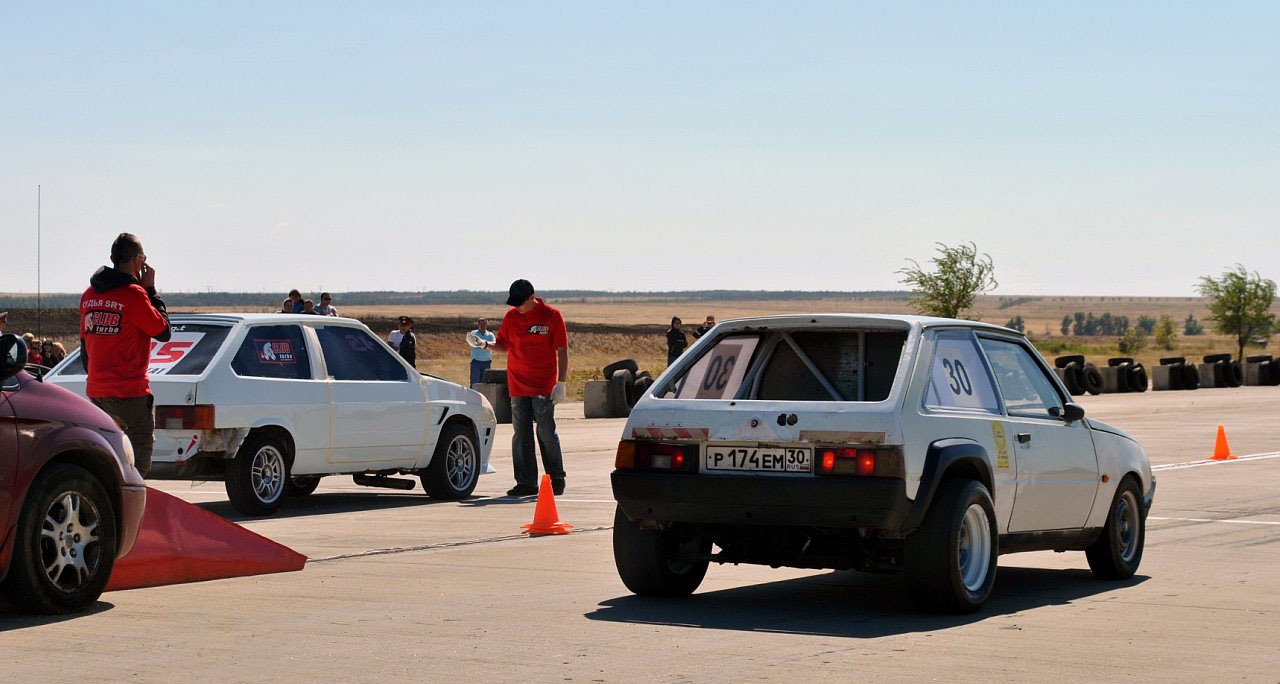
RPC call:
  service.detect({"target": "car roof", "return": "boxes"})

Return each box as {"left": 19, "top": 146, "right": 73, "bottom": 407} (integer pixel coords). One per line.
{"left": 714, "top": 313, "right": 1020, "bottom": 335}
{"left": 167, "top": 313, "right": 365, "bottom": 325}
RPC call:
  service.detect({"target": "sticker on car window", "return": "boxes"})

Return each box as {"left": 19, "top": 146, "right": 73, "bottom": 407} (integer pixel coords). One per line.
{"left": 255, "top": 339, "right": 298, "bottom": 365}
{"left": 926, "top": 337, "right": 999, "bottom": 411}
{"left": 147, "top": 333, "right": 204, "bottom": 375}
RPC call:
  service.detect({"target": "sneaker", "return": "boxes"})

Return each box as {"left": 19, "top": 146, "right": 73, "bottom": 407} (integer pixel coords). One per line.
{"left": 506, "top": 484, "right": 539, "bottom": 497}
{"left": 552, "top": 478, "right": 566, "bottom": 496}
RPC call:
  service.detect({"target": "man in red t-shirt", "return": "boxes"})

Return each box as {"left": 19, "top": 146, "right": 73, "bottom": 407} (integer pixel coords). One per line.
{"left": 481, "top": 279, "right": 569, "bottom": 497}
{"left": 80, "top": 232, "right": 171, "bottom": 476}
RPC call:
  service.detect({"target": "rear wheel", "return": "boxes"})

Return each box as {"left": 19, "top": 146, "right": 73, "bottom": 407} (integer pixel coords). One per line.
{"left": 2, "top": 464, "right": 118, "bottom": 614}
{"left": 905, "top": 479, "right": 998, "bottom": 613}
{"left": 421, "top": 423, "right": 480, "bottom": 499}
{"left": 1086, "top": 477, "right": 1145, "bottom": 579}
{"left": 226, "top": 434, "right": 289, "bottom": 516}
{"left": 613, "top": 506, "right": 710, "bottom": 597}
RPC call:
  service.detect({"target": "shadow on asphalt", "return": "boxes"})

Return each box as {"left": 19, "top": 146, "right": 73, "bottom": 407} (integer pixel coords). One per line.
{"left": 586, "top": 567, "right": 1149, "bottom": 638}
{"left": 195, "top": 491, "right": 535, "bottom": 522}
{"left": 0, "top": 599, "right": 115, "bottom": 630}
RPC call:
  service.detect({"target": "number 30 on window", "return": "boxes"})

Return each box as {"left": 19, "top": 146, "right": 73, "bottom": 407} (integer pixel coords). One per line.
{"left": 941, "top": 357, "right": 973, "bottom": 396}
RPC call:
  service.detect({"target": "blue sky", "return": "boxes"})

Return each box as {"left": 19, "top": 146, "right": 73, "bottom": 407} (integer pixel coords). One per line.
{"left": 2, "top": 2, "right": 1276, "bottom": 296}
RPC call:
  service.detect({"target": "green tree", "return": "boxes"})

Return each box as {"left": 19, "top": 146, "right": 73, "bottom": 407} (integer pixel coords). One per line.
{"left": 1137, "top": 315, "right": 1157, "bottom": 335}
{"left": 1060, "top": 315, "right": 1071, "bottom": 335}
{"left": 1117, "top": 327, "right": 1147, "bottom": 354}
{"left": 1155, "top": 314, "right": 1177, "bottom": 350}
{"left": 1196, "top": 265, "right": 1277, "bottom": 361}
{"left": 897, "top": 242, "right": 997, "bottom": 319}
{"left": 1184, "top": 314, "right": 1204, "bottom": 336}
{"left": 1004, "top": 315, "right": 1025, "bottom": 333}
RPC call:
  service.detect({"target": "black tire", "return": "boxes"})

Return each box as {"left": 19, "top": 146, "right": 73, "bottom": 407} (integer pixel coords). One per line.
{"left": 1054, "top": 355, "right": 1085, "bottom": 369}
{"left": 1086, "top": 477, "right": 1145, "bottom": 579}
{"left": 1246, "top": 354, "right": 1273, "bottom": 364}
{"left": 1228, "top": 361, "right": 1244, "bottom": 388}
{"left": 1107, "top": 357, "right": 1134, "bottom": 367}
{"left": 1181, "top": 364, "right": 1201, "bottom": 389}
{"left": 1203, "top": 353, "right": 1232, "bottom": 364}
{"left": 1129, "top": 365, "right": 1149, "bottom": 392}
{"left": 287, "top": 476, "right": 322, "bottom": 497}
{"left": 634, "top": 370, "right": 653, "bottom": 381}
{"left": 633, "top": 375, "right": 655, "bottom": 401}
{"left": 612, "top": 506, "right": 710, "bottom": 597}
{"left": 225, "top": 433, "right": 290, "bottom": 516}
{"left": 421, "top": 423, "right": 480, "bottom": 499}
{"left": 2, "top": 464, "right": 118, "bottom": 614}
{"left": 1210, "top": 361, "right": 1227, "bottom": 387}
{"left": 481, "top": 369, "right": 508, "bottom": 385}
{"left": 1083, "top": 365, "right": 1105, "bottom": 395}
{"left": 904, "top": 479, "right": 998, "bottom": 613}
{"left": 1269, "top": 361, "right": 1280, "bottom": 386}
{"left": 1062, "top": 362, "right": 1084, "bottom": 395}
{"left": 602, "top": 359, "right": 640, "bottom": 380}
{"left": 608, "top": 369, "right": 633, "bottom": 417}
{"left": 1158, "top": 357, "right": 1185, "bottom": 366}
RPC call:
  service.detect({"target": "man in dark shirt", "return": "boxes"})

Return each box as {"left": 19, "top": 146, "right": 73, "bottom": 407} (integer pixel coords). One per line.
{"left": 396, "top": 316, "right": 417, "bottom": 367}
{"left": 666, "top": 316, "right": 687, "bottom": 366}
{"left": 692, "top": 315, "right": 716, "bottom": 339}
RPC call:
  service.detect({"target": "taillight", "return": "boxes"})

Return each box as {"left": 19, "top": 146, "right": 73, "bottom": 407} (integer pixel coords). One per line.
{"left": 155, "top": 405, "right": 216, "bottom": 430}
{"left": 815, "top": 446, "right": 903, "bottom": 478}
{"left": 615, "top": 440, "right": 697, "bottom": 473}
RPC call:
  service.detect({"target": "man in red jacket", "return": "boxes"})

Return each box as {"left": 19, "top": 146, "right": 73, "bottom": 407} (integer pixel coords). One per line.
{"left": 481, "top": 279, "right": 569, "bottom": 497}
{"left": 80, "top": 233, "right": 171, "bottom": 476}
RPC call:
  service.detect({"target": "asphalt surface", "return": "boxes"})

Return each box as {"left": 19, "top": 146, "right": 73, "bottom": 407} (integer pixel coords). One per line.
{"left": 3, "top": 388, "right": 1279, "bottom": 683}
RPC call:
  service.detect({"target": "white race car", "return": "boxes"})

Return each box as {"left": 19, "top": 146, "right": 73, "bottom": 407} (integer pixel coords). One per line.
{"left": 612, "top": 314, "right": 1154, "bottom": 612}
{"left": 49, "top": 314, "right": 497, "bottom": 516}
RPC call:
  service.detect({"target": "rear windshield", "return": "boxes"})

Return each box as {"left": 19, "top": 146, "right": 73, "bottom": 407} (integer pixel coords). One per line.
{"left": 51, "top": 323, "right": 232, "bottom": 378}
{"left": 664, "top": 329, "right": 906, "bottom": 402}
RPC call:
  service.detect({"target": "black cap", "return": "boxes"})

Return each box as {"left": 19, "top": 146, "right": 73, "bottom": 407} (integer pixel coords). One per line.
{"left": 398, "top": 315, "right": 413, "bottom": 325}
{"left": 506, "top": 279, "right": 535, "bottom": 307}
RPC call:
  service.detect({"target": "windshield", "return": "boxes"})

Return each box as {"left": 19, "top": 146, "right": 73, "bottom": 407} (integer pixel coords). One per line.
{"left": 52, "top": 323, "right": 233, "bottom": 378}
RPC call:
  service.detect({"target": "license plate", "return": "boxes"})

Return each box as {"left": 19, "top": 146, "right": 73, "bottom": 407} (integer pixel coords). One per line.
{"left": 704, "top": 445, "right": 811, "bottom": 473}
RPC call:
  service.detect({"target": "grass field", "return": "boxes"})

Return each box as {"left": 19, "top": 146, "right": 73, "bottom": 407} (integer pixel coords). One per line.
{"left": 6, "top": 293, "right": 1277, "bottom": 399}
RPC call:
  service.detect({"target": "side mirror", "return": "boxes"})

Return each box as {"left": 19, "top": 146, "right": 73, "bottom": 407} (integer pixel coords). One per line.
{"left": 0, "top": 334, "right": 27, "bottom": 382}
{"left": 1060, "top": 402, "right": 1086, "bottom": 423}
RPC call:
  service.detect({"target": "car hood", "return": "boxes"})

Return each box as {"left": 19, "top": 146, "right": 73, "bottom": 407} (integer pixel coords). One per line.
{"left": 1088, "top": 418, "right": 1138, "bottom": 443}
{"left": 15, "top": 372, "right": 121, "bottom": 433}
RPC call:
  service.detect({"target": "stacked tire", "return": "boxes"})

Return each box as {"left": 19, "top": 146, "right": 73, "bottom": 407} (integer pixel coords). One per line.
{"left": 1198, "top": 354, "right": 1243, "bottom": 389}
{"left": 472, "top": 369, "right": 512, "bottom": 423}
{"left": 1102, "top": 357, "right": 1149, "bottom": 393}
{"left": 1244, "top": 354, "right": 1280, "bottom": 386}
{"left": 1053, "top": 356, "right": 1102, "bottom": 396}
{"left": 586, "top": 359, "right": 655, "bottom": 419}
{"left": 1153, "top": 357, "right": 1200, "bottom": 391}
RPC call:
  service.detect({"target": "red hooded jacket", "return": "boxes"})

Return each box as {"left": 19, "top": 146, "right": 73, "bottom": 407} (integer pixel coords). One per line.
{"left": 79, "top": 266, "right": 171, "bottom": 398}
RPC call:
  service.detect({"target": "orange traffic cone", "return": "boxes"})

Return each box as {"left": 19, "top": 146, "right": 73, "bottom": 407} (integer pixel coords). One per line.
{"left": 106, "top": 487, "right": 307, "bottom": 592}
{"left": 1210, "top": 424, "right": 1236, "bottom": 461}
{"left": 521, "top": 474, "right": 573, "bottom": 536}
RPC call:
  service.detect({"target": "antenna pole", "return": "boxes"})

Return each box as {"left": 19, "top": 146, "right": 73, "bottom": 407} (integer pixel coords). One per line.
{"left": 37, "top": 184, "right": 42, "bottom": 339}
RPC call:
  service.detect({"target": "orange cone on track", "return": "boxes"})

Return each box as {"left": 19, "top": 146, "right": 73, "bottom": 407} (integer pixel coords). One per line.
{"left": 105, "top": 487, "right": 307, "bottom": 592}
{"left": 1211, "top": 424, "right": 1236, "bottom": 461}
{"left": 521, "top": 474, "right": 573, "bottom": 536}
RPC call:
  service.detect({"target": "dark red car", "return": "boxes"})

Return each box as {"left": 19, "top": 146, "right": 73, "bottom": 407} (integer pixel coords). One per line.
{"left": 0, "top": 334, "right": 146, "bottom": 613}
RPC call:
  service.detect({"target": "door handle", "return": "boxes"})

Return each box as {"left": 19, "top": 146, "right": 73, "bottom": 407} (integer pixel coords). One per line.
{"left": 1016, "top": 433, "right": 1031, "bottom": 445}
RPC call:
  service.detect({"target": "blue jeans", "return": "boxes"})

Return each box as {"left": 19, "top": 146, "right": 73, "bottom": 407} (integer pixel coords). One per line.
{"left": 510, "top": 395, "right": 565, "bottom": 488}
{"left": 470, "top": 359, "right": 491, "bottom": 386}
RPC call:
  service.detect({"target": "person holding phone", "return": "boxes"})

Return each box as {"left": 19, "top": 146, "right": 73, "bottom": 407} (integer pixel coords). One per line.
{"left": 79, "top": 232, "right": 171, "bottom": 476}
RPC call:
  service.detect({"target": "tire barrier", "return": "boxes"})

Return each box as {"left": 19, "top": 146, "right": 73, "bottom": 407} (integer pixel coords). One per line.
{"left": 583, "top": 380, "right": 612, "bottom": 418}
{"left": 1244, "top": 355, "right": 1280, "bottom": 386}
{"left": 1153, "top": 357, "right": 1198, "bottom": 391}
{"left": 481, "top": 368, "right": 508, "bottom": 385}
{"left": 1082, "top": 364, "right": 1105, "bottom": 395}
{"left": 586, "top": 359, "right": 659, "bottom": 418}
{"left": 1098, "top": 358, "right": 1149, "bottom": 394}
{"left": 1198, "top": 354, "right": 1244, "bottom": 389}
{"left": 609, "top": 369, "right": 635, "bottom": 418}
{"left": 472, "top": 382, "right": 512, "bottom": 423}
{"left": 602, "top": 358, "right": 639, "bottom": 380}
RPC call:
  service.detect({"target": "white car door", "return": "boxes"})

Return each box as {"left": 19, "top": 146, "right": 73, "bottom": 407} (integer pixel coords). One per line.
{"left": 314, "top": 324, "right": 428, "bottom": 467}
{"left": 977, "top": 335, "right": 1099, "bottom": 532}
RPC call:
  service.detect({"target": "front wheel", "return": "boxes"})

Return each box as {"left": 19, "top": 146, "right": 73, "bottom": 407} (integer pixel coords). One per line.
{"left": 1086, "top": 477, "right": 1145, "bottom": 579}
{"left": 904, "top": 479, "right": 999, "bottom": 613}
{"left": 225, "top": 434, "right": 290, "bottom": 516}
{"left": 2, "top": 464, "right": 118, "bottom": 614}
{"left": 612, "top": 506, "right": 710, "bottom": 597}
{"left": 421, "top": 424, "right": 480, "bottom": 499}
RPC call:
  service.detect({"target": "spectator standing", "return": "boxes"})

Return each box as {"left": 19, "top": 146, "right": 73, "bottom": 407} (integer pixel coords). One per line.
{"left": 301, "top": 299, "right": 318, "bottom": 314}
{"left": 42, "top": 340, "right": 65, "bottom": 367}
{"left": 666, "top": 316, "right": 688, "bottom": 366}
{"left": 395, "top": 316, "right": 417, "bottom": 367}
{"left": 281, "top": 289, "right": 303, "bottom": 313}
{"left": 692, "top": 315, "right": 716, "bottom": 339}
{"left": 22, "top": 333, "right": 42, "bottom": 365}
{"left": 481, "top": 279, "right": 569, "bottom": 497}
{"left": 388, "top": 315, "right": 406, "bottom": 351}
{"left": 314, "top": 292, "right": 339, "bottom": 316}
{"left": 468, "top": 318, "right": 496, "bottom": 387}
{"left": 80, "top": 232, "right": 171, "bottom": 477}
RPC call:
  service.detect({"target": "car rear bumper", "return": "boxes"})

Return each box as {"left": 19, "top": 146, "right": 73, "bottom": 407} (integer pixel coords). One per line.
{"left": 612, "top": 471, "right": 911, "bottom": 530}
{"left": 118, "top": 484, "right": 147, "bottom": 559}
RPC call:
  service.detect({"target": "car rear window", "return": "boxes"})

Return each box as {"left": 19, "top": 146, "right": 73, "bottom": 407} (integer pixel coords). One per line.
{"left": 52, "top": 323, "right": 232, "bottom": 377}
{"left": 666, "top": 329, "right": 906, "bottom": 402}
{"left": 231, "top": 325, "right": 313, "bottom": 380}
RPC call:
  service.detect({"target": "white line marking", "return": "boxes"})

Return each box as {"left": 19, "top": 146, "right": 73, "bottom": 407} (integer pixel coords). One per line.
{"left": 1152, "top": 451, "right": 1280, "bottom": 471}
{"left": 1150, "top": 516, "right": 1280, "bottom": 527}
